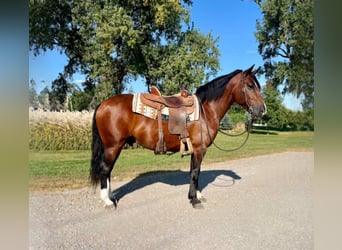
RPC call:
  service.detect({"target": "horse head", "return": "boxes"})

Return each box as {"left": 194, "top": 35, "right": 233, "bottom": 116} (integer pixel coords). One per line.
{"left": 233, "top": 65, "right": 267, "bottom": 119}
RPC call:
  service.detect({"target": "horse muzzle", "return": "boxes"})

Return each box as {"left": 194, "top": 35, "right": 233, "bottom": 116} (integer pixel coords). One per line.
{"left": 249, "top": 103, "right": 267, "bottom": 119}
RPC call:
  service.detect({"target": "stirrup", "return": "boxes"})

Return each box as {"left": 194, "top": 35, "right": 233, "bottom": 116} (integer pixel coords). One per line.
{"left": 180, "top": 138, "right": 193, "bottom": 156}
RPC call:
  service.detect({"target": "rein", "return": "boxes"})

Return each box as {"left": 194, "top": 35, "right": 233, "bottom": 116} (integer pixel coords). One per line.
{"left": 198, "top": 93, "right": 253, "bottom": 153}
{"left": 214, "top": 114, "right": 252, "bottom": 152}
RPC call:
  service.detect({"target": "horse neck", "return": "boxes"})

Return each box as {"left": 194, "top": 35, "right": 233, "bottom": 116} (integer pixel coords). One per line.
{"left": 202, "top": 84, "right": 235, "bottom": 127}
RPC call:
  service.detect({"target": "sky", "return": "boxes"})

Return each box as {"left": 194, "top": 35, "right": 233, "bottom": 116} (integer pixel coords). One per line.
{"left": 29, "top": 0, "right": 303, "bottom": 111}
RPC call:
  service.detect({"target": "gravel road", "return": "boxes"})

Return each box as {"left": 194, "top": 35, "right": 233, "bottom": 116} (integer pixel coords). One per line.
{"left": 29, "top": 151, "right": 313, "bottom": 250}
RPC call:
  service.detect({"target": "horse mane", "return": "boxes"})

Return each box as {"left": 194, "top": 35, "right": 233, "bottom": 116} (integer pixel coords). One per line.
{"left": 195, "top": 70, "right": 242, "bottom": 103}
{"left": 251, "top": 74, "right": 261, "bottom": 90}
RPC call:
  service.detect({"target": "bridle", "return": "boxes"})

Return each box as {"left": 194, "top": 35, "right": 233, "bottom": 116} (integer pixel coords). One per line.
{"left": 197, "top": 81, "right": 254, "bottom": 153}
{"left": 241, "top": 74, "right": 260, "bottom": 117}
{"left": 197, "top": 72, "right": 266, "bottom": 153}
{"left": 242, "top": 86, "right": 254, "bottom": 116}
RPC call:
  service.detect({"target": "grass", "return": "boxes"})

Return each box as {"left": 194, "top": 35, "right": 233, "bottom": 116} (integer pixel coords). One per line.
{"left": 29, "top": 131, "right": 313, "bottom": 193}
{"left": 29, "top": 110, "right": 93, "bottom": 150}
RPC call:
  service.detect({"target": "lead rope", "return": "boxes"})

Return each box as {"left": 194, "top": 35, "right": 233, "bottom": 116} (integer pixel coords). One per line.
{"left": 198, "top": 98, "right": 252, "bottom": 153}
{"left": 214, "top": 115, "right": 252, "bottom": 152}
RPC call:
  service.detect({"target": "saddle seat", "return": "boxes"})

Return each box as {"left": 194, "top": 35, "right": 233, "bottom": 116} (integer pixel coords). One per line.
{"left": 141, "top": 86, "right": 193, "bottom": 109}
{"left": 140, "top": 86, "right": 195, "bottom": 156}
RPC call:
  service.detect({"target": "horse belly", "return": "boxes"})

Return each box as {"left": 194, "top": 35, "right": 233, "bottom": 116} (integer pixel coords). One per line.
{"left": 132, "top": 117, "right": 180, "bottom": 152}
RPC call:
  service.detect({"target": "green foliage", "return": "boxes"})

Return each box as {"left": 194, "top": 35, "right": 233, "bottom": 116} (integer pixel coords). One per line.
{"left": 30, "top": 0, "right": 220, "bottom": 104}
{"left": 286, "top": 109, "right": 314, "bottom": 131}
{"left": 29, "top": 131, "right": 313, "bottom": 191}
{"left": 220, "top": 103, "right": 249, "bottom": 131}
{"left": 69, "top": 90, "right": 94, "bottom": 111}
{"left": 227, "top": 103, "right": 246, "bottom": 124}
{"left": 49, "top": 73, "right": 69, "bottom": 111}
{"left": 230, "top": 113, "right": 247, "bottom": 126}
{"left": 260, "top": 82, "right": 288, "bottom": 129}
{"left": 256, "top": 82, "right": 314, "bottom": 131}
{"left": 253, "top": 0, "right": 314, "bottom": 111}
{"left": 152, "top": 30, "right": 220, "bottom": 95}
{"left": 219, "top": 114, "right": 232, "bottom": 130}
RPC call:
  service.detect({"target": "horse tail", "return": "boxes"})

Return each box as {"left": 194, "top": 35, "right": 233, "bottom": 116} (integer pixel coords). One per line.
{"left": 90, "top": 105, "right": 104, "bottom": 187}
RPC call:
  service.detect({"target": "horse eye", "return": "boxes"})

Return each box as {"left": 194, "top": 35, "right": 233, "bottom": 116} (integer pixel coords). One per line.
{"left": 247, "top": 84, "right": 254, "bottom": 90}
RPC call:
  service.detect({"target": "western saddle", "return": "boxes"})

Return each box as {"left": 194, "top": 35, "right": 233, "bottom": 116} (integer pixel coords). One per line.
{"left": 140, "top": 86, "right": 195, "bottom": 156}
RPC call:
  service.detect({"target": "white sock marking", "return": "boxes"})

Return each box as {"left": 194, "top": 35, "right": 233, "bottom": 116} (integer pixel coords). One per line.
{"left": 100, "top": 178, "right": 113, "bottom": 206}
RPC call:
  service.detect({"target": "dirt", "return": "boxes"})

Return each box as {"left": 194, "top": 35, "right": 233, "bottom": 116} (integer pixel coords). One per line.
{"left": 29, "top": 151, "right": 313, "bottom": 249}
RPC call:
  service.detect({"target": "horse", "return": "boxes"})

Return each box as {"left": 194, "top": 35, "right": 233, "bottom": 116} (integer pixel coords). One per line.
{"left": 90, "top": 65, "right": 267, "bottom": 209}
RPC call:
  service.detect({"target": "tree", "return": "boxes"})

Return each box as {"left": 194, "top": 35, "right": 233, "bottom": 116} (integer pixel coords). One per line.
{"left": 219, "top": 114, "right": 233, "bottom": 130}
{"left": 29, "top": 0, "right": 220, "bottom": 104}
{"left": 227, "top": 103, "right": 246, "bottom": 126}
{"left": 38, "top": 86, "right": 51, "bottom": 111}
{"left": 151, "top": 29, "right": 220, "bottom": 95}
{"left": 49, "top": 73, "right": 69, "bottom": 111}
{"left": 69, "top": 80, "right": 95, "bottom": 111}
{"left": 253, "top": 0, "right": 314, "bottom": 111}
{"left": 286, "top": 109, "right": 313, "bottom": 131}
{"left": 29, "top": 79, "right": 39, "bottom": 109}
{"left": 261, "top": 81, "right": 288, "bottom": 129}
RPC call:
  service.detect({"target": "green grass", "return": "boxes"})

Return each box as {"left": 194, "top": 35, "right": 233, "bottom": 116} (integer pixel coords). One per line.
{"left": 29, "top": 131, "right": 313, "bottom": 192}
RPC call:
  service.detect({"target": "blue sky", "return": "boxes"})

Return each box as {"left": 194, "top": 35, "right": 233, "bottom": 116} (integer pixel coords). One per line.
{"left": 29, "top": 0, "right": 302, "bottom": 111}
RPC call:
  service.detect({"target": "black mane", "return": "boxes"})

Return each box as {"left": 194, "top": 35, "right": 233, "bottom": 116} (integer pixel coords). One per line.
{"left": 195, "top": 70, "right": 242, "bottom": 103}
{"left": 251, "top": 74, "right": 261, "bottom": 90}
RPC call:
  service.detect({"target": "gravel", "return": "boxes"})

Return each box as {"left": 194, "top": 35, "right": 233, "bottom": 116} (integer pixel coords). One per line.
{"left": 29, "top": 151, "right": 313, "bottom": 250}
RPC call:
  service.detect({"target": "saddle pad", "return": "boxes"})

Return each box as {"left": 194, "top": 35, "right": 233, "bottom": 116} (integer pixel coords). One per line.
{"left": 132, "top": 93, "right": 200, "bottom": 121}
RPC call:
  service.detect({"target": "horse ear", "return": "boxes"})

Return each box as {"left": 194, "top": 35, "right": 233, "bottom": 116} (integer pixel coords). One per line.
{"left": 252, "top": 66, "right": 261, "bottom": 75}
{"left": 244, "top": 64, "right": 255, "bottom": 76}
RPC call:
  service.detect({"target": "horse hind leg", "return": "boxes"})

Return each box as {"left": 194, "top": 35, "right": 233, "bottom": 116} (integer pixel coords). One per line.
{"left": 100, "top": 174, "right": 114, "bottom": 207}
{"left": 99, "top": 145, "right": 124, "bottom": 208}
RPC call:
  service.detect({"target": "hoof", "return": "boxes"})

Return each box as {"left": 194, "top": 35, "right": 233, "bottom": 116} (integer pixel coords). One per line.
{"left": 104, "top": 203, "right": 115, "bottom": 209}
{"left": 196, "top": 191, "right": 206, "bottom": 203}
{"left": 192, "top": 202, "right": 204, "bottom": 209}
{"left": 191, "top": 198, "right": 204, "bottom": 209}
{"left": 109, "top": 193, "right": 118, "bottom": 207}
{"left": 199, "top": 196, "right": 207, "bottom": 203}
{"left": 102, "top": 197, "right": 117, "bottom": 209}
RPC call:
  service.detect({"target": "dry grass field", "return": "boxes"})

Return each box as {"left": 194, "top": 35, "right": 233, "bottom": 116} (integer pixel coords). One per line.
{"left": 29, "top": 110, "right": 313, "bottom": 192}
{"left": 29, "top": 110, "right": 93, "bottom": 150}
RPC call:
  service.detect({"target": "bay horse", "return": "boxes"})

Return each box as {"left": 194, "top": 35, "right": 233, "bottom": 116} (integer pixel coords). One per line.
{"left": 90, "top": 65, "right": 266, "bottom": 209}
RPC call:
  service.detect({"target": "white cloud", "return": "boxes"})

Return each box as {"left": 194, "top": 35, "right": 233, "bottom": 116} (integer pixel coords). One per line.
{"left": 74, "top": 79, "right": 84, "bottom": 84}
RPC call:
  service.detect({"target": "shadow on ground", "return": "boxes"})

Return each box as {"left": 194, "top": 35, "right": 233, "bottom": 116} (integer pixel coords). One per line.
{"left": 110, "top": 169, "right": 241, "bottom": 205}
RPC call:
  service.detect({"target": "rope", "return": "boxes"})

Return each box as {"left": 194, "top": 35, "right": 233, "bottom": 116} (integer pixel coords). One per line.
{"left": 198, "top": 98, "right": 252, "bottom": 153}
{"left": 212, "top": 129, "right": 250, "bottom": 152}
{"left": 218, "top": 128, "right": 247, "bottom": 137}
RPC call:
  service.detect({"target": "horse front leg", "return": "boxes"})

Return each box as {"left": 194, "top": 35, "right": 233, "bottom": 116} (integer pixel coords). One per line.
{"left": 188, "top": 151, "right": 206, "bottom": 209}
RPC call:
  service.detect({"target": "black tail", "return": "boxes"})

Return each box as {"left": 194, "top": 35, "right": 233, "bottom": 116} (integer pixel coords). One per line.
{"left": 90, "top": 105, "right": 104, "bottom": 187}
